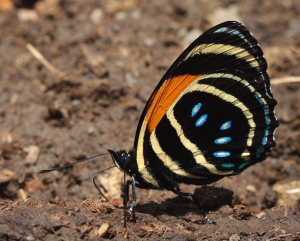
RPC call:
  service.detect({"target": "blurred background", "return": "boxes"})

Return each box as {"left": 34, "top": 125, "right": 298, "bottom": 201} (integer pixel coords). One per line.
{"left": 0, "top": 0, "right": 299, "bottom": 239}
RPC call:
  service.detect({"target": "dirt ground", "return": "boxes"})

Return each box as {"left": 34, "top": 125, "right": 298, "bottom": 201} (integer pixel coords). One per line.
{"left": 0, "top": 0, "right": 300, "bottom": 240}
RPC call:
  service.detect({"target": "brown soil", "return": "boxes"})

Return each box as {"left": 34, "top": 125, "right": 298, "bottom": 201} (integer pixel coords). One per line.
{"left": 0, "top": 0, "right": 300, "bottom": 240}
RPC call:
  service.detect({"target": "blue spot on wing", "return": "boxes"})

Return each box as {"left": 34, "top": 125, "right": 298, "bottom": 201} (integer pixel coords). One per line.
{"left": 239, "top": 162, "right": 250, "bottom": 170}
{"left": 262, "top": 129, "right": 269, "bottom": 145}
{"left": 215, "top": 27, "right": 244, "bottom": 38}
{"left": 191, "top": 103, "right": 202, "bottom": 117}
{"left": 213, "top": 151, "right": 231, "bottom": 158}
{"left": 253, "top": 94, "right": 271, "bottom": 146}
{"left": 195, "top": 114, "right": 208, "bottom": 127}
{"left": 214, "top": 27, "right": 254, "bottom": 48}
{"left": 221, "top": 163, "right": 235, "bottom": 168}
{"left": 256, "top": 146, "right": 264, "bottom": 158}
{"left": 255, "top": 95, "right": 271, "bottom": 124}
{"left": 220, "top": 121, "right": 232, "bottom": 130}
{"left": 214, "top": 137, "right": 232, "bottom": 145}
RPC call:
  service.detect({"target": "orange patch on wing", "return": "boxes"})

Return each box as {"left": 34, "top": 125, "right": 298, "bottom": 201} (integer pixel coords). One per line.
{"left": 146, "top": 74, "right": 203, "bottom": 133}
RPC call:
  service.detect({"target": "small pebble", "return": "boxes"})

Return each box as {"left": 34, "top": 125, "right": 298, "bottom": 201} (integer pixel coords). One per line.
{"left": 25, "top": 236, "right": 35, "bottom": 241}
{"left": 90, "top": 8, "right": 104, "bottom": 24}
{"left": 144, "top": 37, "right": 156, "bottom": 47}
{"left": 97, "top": 223, "right": 110, "bottom": 238}
{"left": 229, "top": 234, "right": 240, "bottom": 241}
{"left": 24, "top": 145, "right": 40, "bottom": 164}
{"left": 246, "top": 184, "right": 257, "bottom": 193}
{"left": 0, "top": 169, "right": 15, "bottom": 183}
{"left": 0, "top": 0, "right": 13, "bottom": 11}
{"left": 116, "top": 11, "right": 127, "bottom": 20}
{"left": 130, "top": 9, "right": 141, "bottom": 19}
{"left": 183, "top": 29, "right": 202, "bottom": 46}
{"left": 209, "top": 5, "right": 242, "bottom": 26}
{"left": 125, "top": 73, "right": 137, "bottom": 84}
{"left": 87, "top": 126, "right": 96, "bottom": 134}
{"left": 18, "top": 9, "right": 39, "bottom": 22}
{"left": 18, "top": 189, "right": 28, "bottom": 201}
{"left": 274, "top": 180, "right": 300, "bottom": 206}
{"left": 76, "top": 215, "right": 87, "bottom": 226}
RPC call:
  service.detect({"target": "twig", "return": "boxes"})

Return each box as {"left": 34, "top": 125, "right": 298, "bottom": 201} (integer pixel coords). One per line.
{"left": 26, "top": 43, "right": 68, "bottom": 80}
{"left": 272, "top": 76, "right": 300, "bottom": 85}
{"left": 266, "top": 233, "right": 296, "bottom": 241}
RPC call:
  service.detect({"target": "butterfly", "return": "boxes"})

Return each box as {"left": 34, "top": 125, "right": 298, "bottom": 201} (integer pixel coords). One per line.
{"left": 40, "top": 21, "right": 278, "bottom": 221}
{"left": 108, "top": 21, "right": 278, "bottom": 216}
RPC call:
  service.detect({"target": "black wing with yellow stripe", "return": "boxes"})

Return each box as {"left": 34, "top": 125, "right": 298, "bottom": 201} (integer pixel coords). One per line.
{"left": 133, "top": 21, "right": 278, "bottom": 191}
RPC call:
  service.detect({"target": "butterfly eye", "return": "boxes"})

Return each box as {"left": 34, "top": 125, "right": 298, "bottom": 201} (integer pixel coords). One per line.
{"left": 191, "top": 103, "right": 203, "bottom": 117}
{"left": 195, "top": 114, "right": 208, "bottom": 127}
{"left": 220, "top": 121, "right": 232, "bottom": 130}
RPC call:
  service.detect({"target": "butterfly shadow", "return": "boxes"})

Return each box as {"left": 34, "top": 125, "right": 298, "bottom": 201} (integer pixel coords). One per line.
{"left": 135, "top": 186, "right": 235, "bottom": 219}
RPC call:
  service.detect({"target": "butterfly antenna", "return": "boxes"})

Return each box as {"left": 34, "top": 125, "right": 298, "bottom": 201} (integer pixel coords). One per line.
{"left": 38, "top": 153, "right": 110, "bottom": 174}
{"left": 123, "top": 159, "right": 128, "bottom": 228}
{"left": 92, "top": 165, "right": 116, "bottom": 202}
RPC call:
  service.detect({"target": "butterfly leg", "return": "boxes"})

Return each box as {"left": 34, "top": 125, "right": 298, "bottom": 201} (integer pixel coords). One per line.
{"left": 191, "top": 195, "right": 217, "bottom": 225}
{"left": 203, "top": 215, "right": 216, "bottom": 224}
{"left": 172, "top": 188, "right": 215, "bottom": 224}
{"left": 128, "top": 175, "right": 137, "bottom": 221}
{"left": 124, "top": 176, "right": 137, "bottom": 222}
{"left": 124, "top": 179, "right": 131, "bottom": 205}
{"left": 171, "top": 188, "right": 193, "bottom": 197}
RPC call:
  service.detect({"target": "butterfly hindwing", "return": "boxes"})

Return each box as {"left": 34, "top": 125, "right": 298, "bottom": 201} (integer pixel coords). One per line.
{"left": 133, "top": 21, "right": 278, "bottom": 189}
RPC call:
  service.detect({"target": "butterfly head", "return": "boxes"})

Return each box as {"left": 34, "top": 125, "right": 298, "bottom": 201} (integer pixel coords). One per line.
{"left": 108, "top": 149, "right": 136, "bottom": 176}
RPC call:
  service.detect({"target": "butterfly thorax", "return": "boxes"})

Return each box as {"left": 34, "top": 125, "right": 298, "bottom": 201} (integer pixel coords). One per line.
{"left": 109, "top": 149, "right": 156, "bottom": 189}
{"left": 109, "top": 150, "right": 135, "bottom": 175}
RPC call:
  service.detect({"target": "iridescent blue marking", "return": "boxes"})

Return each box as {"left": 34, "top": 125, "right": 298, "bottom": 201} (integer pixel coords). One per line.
{"left": 191, "top": 103, "right": 202, "bottom": 117}
{"left": 262, "top": 129, "right": 269, "bottom": 145}
{"left": 213, "top": 151, "right": 231, "bottom": 158}
{"left": 254, "top": 95, "right": 271, "bottom": 146}
{"left": 214, "top": 137, "right": 232, "bottom": 145}
{"left": 214, "top": 25, "right": 264, "bottom": 82}
{"left": 221, "top": 163, "right": 235, "bottom": 168}
{"left": 256, "top": 146, "right": 264, "bottom": 158}
{"left": 220, "top": 121, "right": 232, "bottom": 130}
{"left": 195, "top": 114, "right": 208, "bottom": 127}
{"left": 216, "top": 27, "right": 272, "bottom": 147}
{"left": 255, "top": 95, "right": 271, "bottom": 125}
{"left": 214, "top": 27, "right": 249, "bottom": 43}
{"left": 239, "top": 162, "right": 250, "bottom": 170}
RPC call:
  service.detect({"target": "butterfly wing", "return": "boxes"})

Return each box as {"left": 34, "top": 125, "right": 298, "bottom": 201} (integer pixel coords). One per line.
{"left": 133, "top": 21, "right": 278, "bottom": 189}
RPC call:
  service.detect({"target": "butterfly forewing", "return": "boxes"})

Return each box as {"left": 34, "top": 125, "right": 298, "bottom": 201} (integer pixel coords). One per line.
{"left": 133, "top": 21, "right": 278, "bottom": 190}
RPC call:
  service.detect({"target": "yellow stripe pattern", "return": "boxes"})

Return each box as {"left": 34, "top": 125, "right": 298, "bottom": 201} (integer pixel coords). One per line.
{"left": 136, "top": 71, "right": 265, "bottom": 184}
{"left": 183, "top": 44, "right": 260, "bottom": 70}
{"left": 136, "top": 120, "right": 159, "bottom": 187}
{"left": 150, "top": 131, "right": 204, "bottom": 178}
{"left": 166, "top": 110, "right": 234, "bottom": 175}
